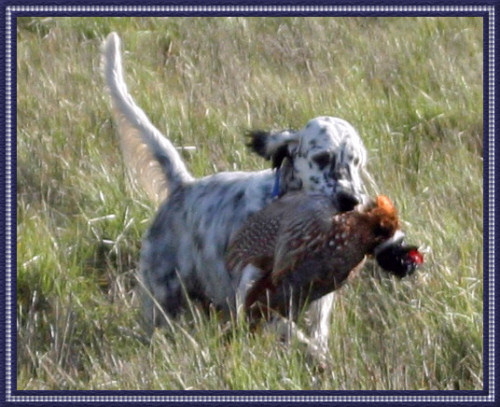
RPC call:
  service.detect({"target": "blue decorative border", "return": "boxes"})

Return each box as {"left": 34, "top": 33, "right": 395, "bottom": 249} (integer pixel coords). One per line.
{"left": 6, "top": 4, "right": 497, "bottom": 15}
{"left": 4, "top": 3, "right": 494, "bottom": 405}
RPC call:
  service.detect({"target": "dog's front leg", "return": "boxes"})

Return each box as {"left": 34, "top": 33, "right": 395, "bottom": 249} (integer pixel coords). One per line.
{"left": 235, "top": 264, "right": 264, "bottom": 319}
{"left": 305, "top": 292, "right": 336, "bottom": 359}
{"left": 266, "top": 314, "right": 331, "bottom": 369}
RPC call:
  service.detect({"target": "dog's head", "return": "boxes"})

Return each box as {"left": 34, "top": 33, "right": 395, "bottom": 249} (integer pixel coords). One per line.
{"left": 248, "top": 116, "right": 368, "bottom": 211}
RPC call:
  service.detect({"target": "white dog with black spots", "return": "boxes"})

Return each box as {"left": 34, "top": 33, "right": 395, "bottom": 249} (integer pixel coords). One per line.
{"left": 102, "top": 32, "right": 371, "bottom": 359}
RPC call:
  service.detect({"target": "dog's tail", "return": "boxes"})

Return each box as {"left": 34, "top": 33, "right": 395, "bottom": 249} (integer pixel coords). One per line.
{"left": 101, "top": 32, "right": 193, "bottom": 203}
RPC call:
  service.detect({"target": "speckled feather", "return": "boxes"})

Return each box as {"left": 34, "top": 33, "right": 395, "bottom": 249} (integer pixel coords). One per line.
{"left": 226, "top": 193, "right": 334, "bottom": 272}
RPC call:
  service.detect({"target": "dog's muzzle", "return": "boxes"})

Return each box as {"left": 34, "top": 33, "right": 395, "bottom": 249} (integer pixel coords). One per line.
{"left": 333, "top": 179, "right": 363, "bottom": 212}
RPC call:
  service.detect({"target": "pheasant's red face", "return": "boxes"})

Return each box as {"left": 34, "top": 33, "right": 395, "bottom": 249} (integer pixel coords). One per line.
{"left": 407, "top": 249, "right": 424, "bottom": 265}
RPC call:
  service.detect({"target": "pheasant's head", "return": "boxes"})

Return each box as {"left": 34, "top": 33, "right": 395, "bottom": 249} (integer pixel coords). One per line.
{"left": 367, "top": 195, "right": 424, "bottom": 277}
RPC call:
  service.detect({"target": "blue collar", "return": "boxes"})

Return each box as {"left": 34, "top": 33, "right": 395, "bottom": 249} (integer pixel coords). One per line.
{"left": 271, "top": 167, "right": 281, "bottom": 199}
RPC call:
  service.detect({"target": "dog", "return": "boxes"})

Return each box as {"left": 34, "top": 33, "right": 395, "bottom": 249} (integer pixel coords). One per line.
{"left": 102, "top": 32, "right": 371, "bottom": 356}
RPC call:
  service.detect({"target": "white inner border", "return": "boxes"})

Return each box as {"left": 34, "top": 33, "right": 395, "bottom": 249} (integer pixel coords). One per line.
{"left": 7, "top": 5, "right": 493, "bottom": 403}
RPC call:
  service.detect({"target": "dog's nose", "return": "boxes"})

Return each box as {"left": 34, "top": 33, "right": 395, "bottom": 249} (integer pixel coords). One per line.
{"left": 337, "top": 190, "right": 359, "bottom": 212}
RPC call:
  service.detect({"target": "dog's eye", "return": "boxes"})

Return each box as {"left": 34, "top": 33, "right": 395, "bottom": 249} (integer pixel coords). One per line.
{"left": 313, "top": 152, "right": 331, "bottom": 170}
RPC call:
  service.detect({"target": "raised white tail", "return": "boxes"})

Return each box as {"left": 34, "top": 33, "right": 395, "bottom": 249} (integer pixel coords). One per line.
{"left": 101, "top": 32, "right": 194, "bottom": 203}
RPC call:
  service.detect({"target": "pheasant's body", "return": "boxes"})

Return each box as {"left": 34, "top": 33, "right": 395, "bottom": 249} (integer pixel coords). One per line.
{"left": 226, "top": 192, "right": 401, "bottom": 320}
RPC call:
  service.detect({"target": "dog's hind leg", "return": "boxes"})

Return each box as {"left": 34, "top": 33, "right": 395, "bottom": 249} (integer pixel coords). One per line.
{"left": 139, "top": 264, "right": 185, "bottom": 332}
{"left": 138, "top": 220, "right": 188, "bottom": 332}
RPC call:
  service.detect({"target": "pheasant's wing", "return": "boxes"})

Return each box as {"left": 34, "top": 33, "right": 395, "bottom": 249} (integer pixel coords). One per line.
{"left": 226, "top": 203, "right": 285, "bottom": 273}
{"left": 271, "top": 198, "right": 336, "bottom": 285}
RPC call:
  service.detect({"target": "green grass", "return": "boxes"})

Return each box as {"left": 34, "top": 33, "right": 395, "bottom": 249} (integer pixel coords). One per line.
{"left": 17, "top": 17, "right": 483, "bottom": 390}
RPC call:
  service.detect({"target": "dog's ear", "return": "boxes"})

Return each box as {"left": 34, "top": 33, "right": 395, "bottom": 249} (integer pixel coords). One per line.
{"left": 270, "top": 144, "right": 291, "bottom": 169}
{"left": 246, "top": 130, "right": 299, "bottom": 168}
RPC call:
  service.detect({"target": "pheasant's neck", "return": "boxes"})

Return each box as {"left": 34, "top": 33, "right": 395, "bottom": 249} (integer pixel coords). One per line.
{"left": 334, "top": 213, "right": 379, "bottom": 252}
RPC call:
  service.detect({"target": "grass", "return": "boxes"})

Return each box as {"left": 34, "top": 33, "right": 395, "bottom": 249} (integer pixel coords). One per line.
{"left": 16, "top": 16, "right": 483, "bottom": 390}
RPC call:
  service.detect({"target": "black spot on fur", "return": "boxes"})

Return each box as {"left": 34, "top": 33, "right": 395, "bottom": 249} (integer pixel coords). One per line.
{"left": 156, "top": 266, "right": 177, "bottom": 286}
{"left": 193, "top": 232, "right": 204, "bottom": 251}
{"left": 147, "top": 205, "right": 172, "bottom": 241}
{"left": 313, "top": 152, "right": 331, "bottom": 170}
{"left": 309, "top": 175, "right": 320, "bottom": 184}
{"left": 233, "top": 190, "right": 245, "bottom": 205}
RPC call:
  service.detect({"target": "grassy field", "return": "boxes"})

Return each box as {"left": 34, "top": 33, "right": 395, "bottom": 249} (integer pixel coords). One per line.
{"left": 17, "top": 17, "right": 483, "bottom": 390}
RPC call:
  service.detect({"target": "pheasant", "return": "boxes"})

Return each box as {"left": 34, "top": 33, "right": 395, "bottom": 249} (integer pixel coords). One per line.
{"left": 226, "top": 192, "right": 423, "bottom": 320}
